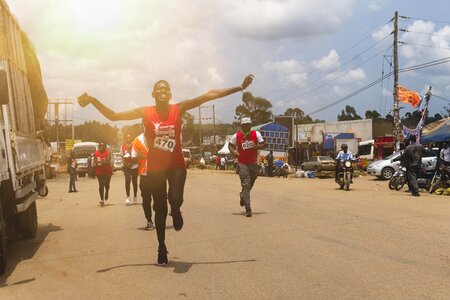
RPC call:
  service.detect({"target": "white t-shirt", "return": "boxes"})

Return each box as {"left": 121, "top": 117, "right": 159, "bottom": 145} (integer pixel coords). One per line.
{"left": 121, "top": 143, "right": 138, "bottom": 169}
{"left": 229, "top": 131, "right": 264, "bottom": 145}
{"left": 440, "top": 147, "right": 450, "bottom": 162}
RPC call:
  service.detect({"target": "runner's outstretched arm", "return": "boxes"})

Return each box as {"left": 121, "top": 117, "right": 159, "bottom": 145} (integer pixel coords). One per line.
{"left": 179, "top": 74, "right": 254, "bottom": 112}
{"left": 77, "top": 93, "right": 147, "bottom": 121}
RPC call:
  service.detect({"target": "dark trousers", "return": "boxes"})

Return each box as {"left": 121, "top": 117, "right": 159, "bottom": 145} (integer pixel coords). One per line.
{"left": 124, "top": 168, "right": 138, "bottom": 197}
{"left": 139, "top": 175, "right": 153, "bottom": 222}
{"left": 145, "top": 168, "right": 186, "bottom": 247}
{"left": 69, "top": 173, "right": 77, "bottom": 191}
{"left": 406, "top": 167, "right": 419, "bottom": 194}
{"left": 238, "top": 163, "right": 258, "bottom": 209}
{"left": 97, "top": 174, "right": 112, "bottom": 200}
{"left": 267, "top": 163, "right": 273, "bottom": 177}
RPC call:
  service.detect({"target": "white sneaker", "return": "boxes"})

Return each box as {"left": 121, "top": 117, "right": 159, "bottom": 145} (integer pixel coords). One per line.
{"left": 133, "top": 196, "right": 138, "bottom": 204}
{"left": 125, "top": 196, "right": 131, "bottom": 205}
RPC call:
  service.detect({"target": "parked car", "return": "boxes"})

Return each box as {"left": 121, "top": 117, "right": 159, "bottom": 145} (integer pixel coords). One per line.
{"left": 112, "top": 152, "right": 123, "bottom": 171}
{"left": 367, "top": 150, "right": 437, "bottom": 180}
{"left": 300, "top": 156, "right": 336, "bottom": 172}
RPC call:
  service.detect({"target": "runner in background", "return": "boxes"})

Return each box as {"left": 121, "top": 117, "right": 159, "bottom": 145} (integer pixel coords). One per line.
{"left": 132, "top": 132, "right": 155, "bottom": 230}
{"left": 94, "top": 142, "right": 113, "bottom": 206}
{"left": 121, "top": 134, "right": 139, "bottom": 205}
{"left": 78, "top": 74, "right": 254, "bottom": 265}
{"left": 229, "top": 117, "right": 266, "bottom": 217}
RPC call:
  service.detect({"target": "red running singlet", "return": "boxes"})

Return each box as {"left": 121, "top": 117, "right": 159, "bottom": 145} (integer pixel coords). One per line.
{"left": 143, "top": 104, "right": 186, "bottom": 171}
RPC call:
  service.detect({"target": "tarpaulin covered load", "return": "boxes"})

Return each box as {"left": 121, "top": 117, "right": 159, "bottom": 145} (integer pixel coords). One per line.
{"left": 421, "top": 117, "right": 450, "bottom": 144}
{"left": 20, "top": 32, "right": 48, "bottom": 129}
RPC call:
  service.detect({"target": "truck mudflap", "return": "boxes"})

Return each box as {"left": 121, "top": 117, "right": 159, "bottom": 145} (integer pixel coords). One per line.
{"left": 16, "top": 191, "right": 38, "bottom": 213}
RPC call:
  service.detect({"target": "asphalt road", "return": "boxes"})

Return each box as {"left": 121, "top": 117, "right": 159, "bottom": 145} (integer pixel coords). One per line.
{"left": 0, "top": 170, "right": 449, "bottom": 299}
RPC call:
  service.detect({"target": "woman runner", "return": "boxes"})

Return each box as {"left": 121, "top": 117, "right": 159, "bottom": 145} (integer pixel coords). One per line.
{"left": 78, "top": 74, "right": 254, "bottom": 265}
{"left": 94, "top": 142, "right": 113, "bottom": 206}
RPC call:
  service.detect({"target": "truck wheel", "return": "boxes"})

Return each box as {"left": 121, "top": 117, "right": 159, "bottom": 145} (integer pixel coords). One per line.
{"left": 18, "top": 201, "right": 38, "bottom": 239}
{"left": 0, "top": 209, "right": 7, "bottom": 275}
{"left": 38, "top": 185, "right": 49, "bottom": 197}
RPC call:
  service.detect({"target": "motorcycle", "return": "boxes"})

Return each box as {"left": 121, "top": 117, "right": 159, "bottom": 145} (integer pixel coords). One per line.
{"left": 429, "top": 159, "right": 450, "bottom": 194}
{"left": 337, "top": 159, "right": 354, "bottom": 191}
{"left": 389, "top": 165, "right": 406, "bottom": 191}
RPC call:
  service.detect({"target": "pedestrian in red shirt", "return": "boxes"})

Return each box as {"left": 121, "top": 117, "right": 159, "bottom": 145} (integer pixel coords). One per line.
{"left": 94, "top": 142, "right": 113, "bottom": 206}
{"left": 229, "top": 117, "right": 266, "bottom": 217}
{"left": 78, "top": 74, "right": 254, "bottom": 265}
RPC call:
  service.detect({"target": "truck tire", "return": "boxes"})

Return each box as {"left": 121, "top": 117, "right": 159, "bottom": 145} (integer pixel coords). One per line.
{"left": 0, "top": 209, "right": 7, "bottom": 275}
{"left": 18, "top": 201, "right": 38, "bottom": 239}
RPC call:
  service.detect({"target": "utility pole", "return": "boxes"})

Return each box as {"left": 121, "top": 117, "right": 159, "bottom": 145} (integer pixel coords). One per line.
{"left": 393, "top": 11, "right": 401, "bottom": 150}
{"left": 198, "top": 106, "right": 203, "bottom": 155}
{"left": 294, "top": 112, "right": 298, "bottom": 171}
{"left": 212, "top": 105, "right": 216, "bottom": 153}
{"left": 48, "top": 98, "right": 74, "bottom": 152}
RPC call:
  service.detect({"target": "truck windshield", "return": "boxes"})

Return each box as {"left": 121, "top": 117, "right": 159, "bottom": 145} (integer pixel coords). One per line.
{"left": 74, "top": 147, "right": 95, "bottom": 159}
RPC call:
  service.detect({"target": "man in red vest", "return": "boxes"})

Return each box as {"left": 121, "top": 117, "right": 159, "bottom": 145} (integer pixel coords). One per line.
{"left": 229, "top": 117, "right": 266, "bottom": 217}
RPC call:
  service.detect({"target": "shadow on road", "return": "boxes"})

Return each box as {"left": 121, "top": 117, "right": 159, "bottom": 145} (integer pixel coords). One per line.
{"left": 0, "top": 223, "right": 63, "bottom": 287}
{"left": 97, "top": 259, "right": 257, "bottom": 274}
{"left": 231, "top": 212, "right": 266, "bottom": 216}
{"left": 137, "top": 225, "right": 173, "bottom": 231}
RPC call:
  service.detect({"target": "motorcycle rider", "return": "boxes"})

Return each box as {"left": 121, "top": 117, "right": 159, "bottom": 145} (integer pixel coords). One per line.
{"left": 335, "top": 144, "right": 354, "bottom": 183}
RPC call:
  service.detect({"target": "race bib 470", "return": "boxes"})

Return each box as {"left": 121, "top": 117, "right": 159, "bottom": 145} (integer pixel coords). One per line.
{"left": 154, "top": 137, "right": 176, "bottom": 152}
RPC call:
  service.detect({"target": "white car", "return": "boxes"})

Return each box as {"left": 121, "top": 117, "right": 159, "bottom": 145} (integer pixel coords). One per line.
{"left": 367, "top": 150, "right": 437, "bottom": 180}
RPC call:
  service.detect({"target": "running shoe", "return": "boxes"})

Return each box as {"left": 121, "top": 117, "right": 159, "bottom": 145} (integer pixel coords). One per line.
{"left": 125, "top": 196, "right": 131, "bottom": 205}
{"left": 99, "top": 199, "right": 105, "bottom": 206}
{"left": 146, "top": 221, "right": 154, "bottom": 230}
{"left": 245, "top": 208, "right": 252, "bottom": 217}
{"left": 239, "top": 192, "right": 244, "bottom": 207}
{"left": 171, "top": 209, "right": 183, "bottom": 231}
{"left": 157, "top": 245, "right": 168, "bottom": 265}
{"left": 133, "top": 196, "right": 138, "bottom": 204}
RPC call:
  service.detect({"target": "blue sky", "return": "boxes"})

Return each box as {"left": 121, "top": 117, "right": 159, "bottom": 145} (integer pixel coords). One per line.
{"left": 6, "top": 0, "right": 450, "bottom": 125}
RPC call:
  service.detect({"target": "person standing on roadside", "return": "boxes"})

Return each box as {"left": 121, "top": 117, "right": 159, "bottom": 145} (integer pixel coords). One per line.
{"left": 78, "top": 74, "right": 254, "bottom": 265}
{"left": 394, "top": 135, "right": 423, "bottom": 197}
{"left": 132, "top": 132, "right": 155, "bottom": 230}
{"left": 229, "top": 117, "right": 266, "bottom": 217}
{"left": 121, "top": 134, "right": 139, "bottom": 205}
{"left": 94, "top": 142, "right": 113, "bottom": 205}
{"left": 440, "top": 142, "right": 450, "bottom": 165}
{"left": 67, "top": 150, "right": 78, "bottom": 193}
{"left": 266, "top": 150, "right": 274, "bottom": 177}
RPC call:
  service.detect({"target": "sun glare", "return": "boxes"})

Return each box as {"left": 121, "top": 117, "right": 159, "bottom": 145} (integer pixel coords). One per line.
{"left": 70, "top": 0, "right": 123, "bottom": 32}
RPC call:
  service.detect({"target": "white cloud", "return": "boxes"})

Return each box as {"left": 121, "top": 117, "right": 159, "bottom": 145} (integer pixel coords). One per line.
{"left": 368, "top": 1, "right": 385, "bottom": 12}
{"left": 326, "top": 67, "right": 367, "bottom": 84}
{"left": 262, "top": 59, "right": 308, "bottom": 87}
{"left": 223, "top": 0, "right": 357, "bottom": 40}
{"left": 372, "top": 23, "right": 392, "bottom": 42}
{"left": 311, "top": 50, "right": 341, "bottom": 71}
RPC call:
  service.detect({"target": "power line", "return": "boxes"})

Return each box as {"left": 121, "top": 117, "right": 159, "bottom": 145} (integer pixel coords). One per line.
{"left": 279, "top": 44, "right": 393, "bottom": 103}
{"left": 305, "top": 56, "right": 450, "bottom": 116}
{"left": 401, "top": 16, "right": 450, "bottom": 26}
{"left": 400, "top": 29, "right": 450, "bottom": 38}
{"left": 399, "top": 41, "right": 450, "bottom": 51}
{"left": 261, "top": 20, "right": 393, "bottom": 98}
{"left": 433, "top": 94, "right": 450, "bottom": 103}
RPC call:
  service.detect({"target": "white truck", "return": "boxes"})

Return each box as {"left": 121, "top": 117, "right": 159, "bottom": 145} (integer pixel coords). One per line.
{"left": 0, "top": 0, "right": 49, "bottom": 274}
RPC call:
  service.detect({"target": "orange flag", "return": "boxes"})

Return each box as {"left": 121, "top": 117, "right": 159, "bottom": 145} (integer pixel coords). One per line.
{"left": 397, "top": 85, "right": 421, "bottom": 108}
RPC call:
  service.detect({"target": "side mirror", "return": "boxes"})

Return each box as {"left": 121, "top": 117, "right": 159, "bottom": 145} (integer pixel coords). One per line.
{"left": 0, "top": 69, "right": 9, "bottom": 105}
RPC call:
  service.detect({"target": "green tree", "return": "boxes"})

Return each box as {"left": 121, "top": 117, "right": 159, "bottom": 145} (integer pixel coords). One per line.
{"left": 365, "top": 110, "right": 381, "bottom": 119}
{"left": 401, "top": 111, "right": 422, "bottom": 128}
{"left": 234, "top": 92, "right": 273, "bottom": 125}
{"left": 283, "top": 107, "right": 324, "bottom": 124}
{"left": 337, "top": 105, "right": 362, "bottom": 121}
